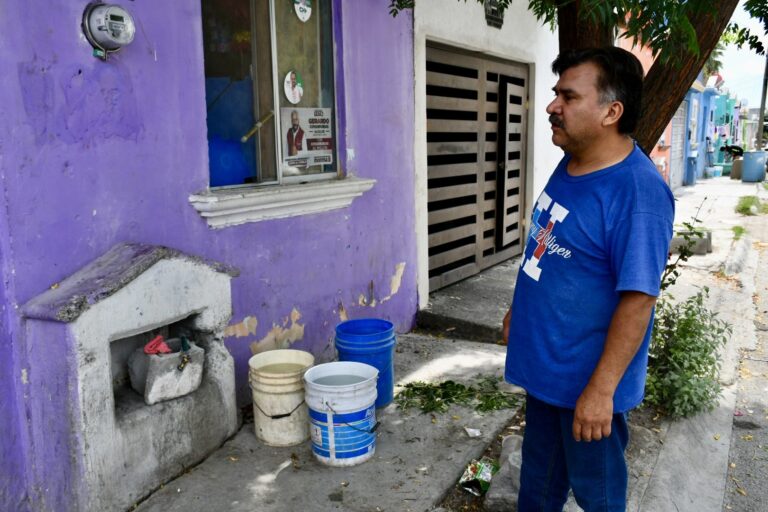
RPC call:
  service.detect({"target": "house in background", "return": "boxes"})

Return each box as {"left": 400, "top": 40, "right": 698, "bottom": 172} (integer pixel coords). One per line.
{"left": 681, "top": 72, "right": 711, "bottom": 185}
{"left": 0, "top": 1, "right": 559, "bottom": 510}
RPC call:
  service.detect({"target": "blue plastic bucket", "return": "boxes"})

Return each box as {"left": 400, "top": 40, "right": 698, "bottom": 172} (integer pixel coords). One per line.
{"left": 304, "top": 361, "right": 378, "bottom": 466}
{"left": 335, "top": 318, "right": 396, "bottom": 408}
{"left": 742, "top": 151, "right": 767, "bottom": 183}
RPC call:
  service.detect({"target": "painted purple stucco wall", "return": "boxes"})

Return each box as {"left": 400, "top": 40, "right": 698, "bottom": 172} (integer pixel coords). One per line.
{"left": 0, "top": 0, "right": 415, "bottom": 507}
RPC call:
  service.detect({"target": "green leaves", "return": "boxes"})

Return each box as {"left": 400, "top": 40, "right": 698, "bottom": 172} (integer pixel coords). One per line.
{"left": 725, "top": 0, "right": 768, "bottom": 55}
{"left": 661, "top": 198, "right": 707, "bottom": 292}
{"left": 645, "top": 287, "right": 731, "bottom": 418}
{"left": 735, "top": 195, "right": 768, "bottom": 216}
{"left": 390, "top": 1, "right": 762, "bottom": 64}
{"left": 388, "top": 0, "right": 416, "bottom": 17}
{"left": 395, "top": 375, "right": 519, "bottom": 414}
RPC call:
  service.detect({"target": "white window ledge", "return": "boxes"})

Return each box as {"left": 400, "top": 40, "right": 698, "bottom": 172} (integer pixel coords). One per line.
{"left": 189, "top": 176, "right": 376, "bottom": 228}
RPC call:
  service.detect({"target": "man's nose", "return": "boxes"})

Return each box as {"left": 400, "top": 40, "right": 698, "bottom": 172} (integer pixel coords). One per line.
{"left": 546, "top": 98, "right": 560, "bottom": 115}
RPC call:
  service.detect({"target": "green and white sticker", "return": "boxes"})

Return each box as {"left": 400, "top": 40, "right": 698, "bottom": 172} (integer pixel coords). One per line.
{"left": 294, "top": 0, "right": 312, "bottom": 23}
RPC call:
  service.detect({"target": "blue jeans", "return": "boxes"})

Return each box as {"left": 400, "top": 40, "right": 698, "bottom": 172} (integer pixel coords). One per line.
{"left": 518, "top": 394, "right": 630, "bottom": 512}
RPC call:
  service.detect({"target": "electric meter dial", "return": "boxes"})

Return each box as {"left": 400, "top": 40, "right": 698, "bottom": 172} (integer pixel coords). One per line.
{"left": 83, "top": 3, "right": 136, "bottom": 53}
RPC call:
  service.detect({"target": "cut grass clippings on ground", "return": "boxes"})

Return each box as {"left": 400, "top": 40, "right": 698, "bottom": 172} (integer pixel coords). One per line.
{"left": 395, "top": 375, "right": 519, "bottom": 414}
{"left": 732, "top": 225, "right": 746, "bottom": 240}
{"left": 735, "top": 196, "right": 768, "bottom": 216}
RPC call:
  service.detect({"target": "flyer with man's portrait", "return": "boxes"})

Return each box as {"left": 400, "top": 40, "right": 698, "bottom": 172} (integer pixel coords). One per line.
{"left": 281, "top": 107, "right": 334, "bottom": 170}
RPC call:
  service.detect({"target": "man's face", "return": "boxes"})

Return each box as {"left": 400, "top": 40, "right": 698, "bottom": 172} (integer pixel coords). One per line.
{"left": 290, "top": 72, "right": 297, "bottom": 88}
{"left": 545, "top": 62, "right": 612, "bottom": 153}
{"left": 291, "top": 112, "right": 299, "bottom": 128}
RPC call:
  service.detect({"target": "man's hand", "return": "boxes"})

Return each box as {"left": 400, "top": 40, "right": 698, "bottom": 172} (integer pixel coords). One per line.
{"left": 502, "top": 309, "right": 511, "bottom": 345}
{"left": 572, "top": 291, "right": 657, "bottom": 442}
{"left": 573, "top": 384, "right": 614, "bottom": 442}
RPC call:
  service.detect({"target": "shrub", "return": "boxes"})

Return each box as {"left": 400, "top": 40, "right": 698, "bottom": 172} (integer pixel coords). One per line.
{"left": 645, "top": 287, "right": 731, "bottom": 418}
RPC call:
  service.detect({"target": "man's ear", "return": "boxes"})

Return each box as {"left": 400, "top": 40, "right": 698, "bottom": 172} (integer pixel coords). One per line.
{"left": 602, "top": 101, "right": 624, "bottom": 128}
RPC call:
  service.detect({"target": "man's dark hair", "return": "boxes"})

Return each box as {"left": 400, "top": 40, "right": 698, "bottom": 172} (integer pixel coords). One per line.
{"left": 551, "top": 46, "right": 644, "bottom": 134}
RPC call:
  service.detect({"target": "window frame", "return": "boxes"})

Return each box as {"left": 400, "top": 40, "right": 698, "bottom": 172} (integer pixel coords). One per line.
{"left": 269, "top": 0, "right": 341, "bottom": 186}
{"left": 191, "top": 0, "right": 376, "bottom": 227}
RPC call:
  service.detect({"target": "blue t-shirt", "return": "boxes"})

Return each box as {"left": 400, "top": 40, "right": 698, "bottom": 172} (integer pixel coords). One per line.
{"left": 504, "top": 144, "right": 674, "bottom": 412}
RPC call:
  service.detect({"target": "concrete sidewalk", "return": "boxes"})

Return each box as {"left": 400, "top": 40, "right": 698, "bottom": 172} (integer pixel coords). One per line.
{"left": 634, "top": 178, "right": 766, "bottom": 512}
{"left": 424, "top": 177, "right": 766, "bottom": 512}
{"left": 137, "top": 178, "right": 765, "bottom": 512}
{"left": 136, "top": 334, "right": 522, "bottom": 512}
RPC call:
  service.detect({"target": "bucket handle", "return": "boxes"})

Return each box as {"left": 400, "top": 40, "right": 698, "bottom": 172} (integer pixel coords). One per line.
{"left": 325, "top": 402, "right": 380, "bottom": 435}
{"left": 253, "top": 399, "right": 305, "bottom": 420}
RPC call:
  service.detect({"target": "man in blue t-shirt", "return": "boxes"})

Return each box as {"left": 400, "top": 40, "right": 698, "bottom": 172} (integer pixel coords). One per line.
{"left": 503, "top": 47, "right": 674, "bottom": 511}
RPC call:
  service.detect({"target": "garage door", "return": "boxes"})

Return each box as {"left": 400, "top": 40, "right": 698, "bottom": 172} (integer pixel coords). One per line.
{"left": 426, "top": 45, "right": 528, "bottom": 291}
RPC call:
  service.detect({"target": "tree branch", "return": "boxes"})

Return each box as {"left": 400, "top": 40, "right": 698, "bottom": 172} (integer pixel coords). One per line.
{"left": 634, "top": 0, "right": 740, "bottom": 152}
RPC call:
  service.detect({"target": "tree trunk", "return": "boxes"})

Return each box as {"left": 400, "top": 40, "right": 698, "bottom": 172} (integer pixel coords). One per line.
{"left": 633, "top": 0, "right": 740, "bottom": 152}
{"left": 557, "top": 1, "right": 613, "bottom": 50}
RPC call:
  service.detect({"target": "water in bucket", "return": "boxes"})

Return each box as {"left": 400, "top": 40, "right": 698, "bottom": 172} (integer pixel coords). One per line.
{"left": 312, "top": 374, "right": 367, "bottom": 386}
{"left": 248, "top": 349, "right": 315, "bottom": 447}
{"left": 304, "top": 361, "right": 379, "bottom": 466}
{"left": 257, "top": 362, "right": 307, "bottom": 374}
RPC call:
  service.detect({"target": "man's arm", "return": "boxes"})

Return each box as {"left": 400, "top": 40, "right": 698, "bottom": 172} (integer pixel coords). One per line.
{"left": 573, "top": 291, "right": 656, "bottom": 442}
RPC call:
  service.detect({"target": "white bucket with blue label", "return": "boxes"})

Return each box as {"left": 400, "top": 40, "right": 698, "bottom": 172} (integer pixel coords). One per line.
{"left": 303, "top": 361, "right": 379, "bottom": 466}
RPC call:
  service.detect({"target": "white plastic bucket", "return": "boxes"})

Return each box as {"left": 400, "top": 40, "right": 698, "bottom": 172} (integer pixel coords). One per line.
{"left": 304, "top": 361, "right": 378, "bottom": 466}
{"left": 248, "top": 349, "right": 315, "bottom": 446}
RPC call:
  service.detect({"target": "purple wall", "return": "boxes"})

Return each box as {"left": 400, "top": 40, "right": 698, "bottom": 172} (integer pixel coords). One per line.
{"left": 0, "top": 0, "right": 415, "bottom": 507}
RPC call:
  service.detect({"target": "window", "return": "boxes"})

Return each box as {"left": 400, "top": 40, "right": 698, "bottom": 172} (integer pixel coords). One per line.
{"left": 202, "top": 0, "right": 337, "bottom": 187}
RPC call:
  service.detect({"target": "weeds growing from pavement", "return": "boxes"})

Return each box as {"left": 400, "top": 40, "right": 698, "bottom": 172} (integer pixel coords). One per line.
{"left": 732, "top": 225, "right": 746, "bottom": 240}
{"left": 648, "top": 198, "right": 732, "bottom": 418}
{"left": 661, "top": 199, "right": 706, "bottom": 291}
{"left": 735, "top": 195, "right": 768, "bottom": 215}
{"left": 645, "top": 287, "right": 730, "bottom": 418}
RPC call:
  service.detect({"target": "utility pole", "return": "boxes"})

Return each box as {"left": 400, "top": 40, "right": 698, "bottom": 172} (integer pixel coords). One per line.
{"left": 758, "top": 53, "right": 768, "bottom": 149}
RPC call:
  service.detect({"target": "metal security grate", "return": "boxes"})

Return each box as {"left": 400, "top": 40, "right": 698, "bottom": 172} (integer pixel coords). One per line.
{"left": 669, "top": 100, "right": 688, "bottom": 190}
{"left": 426, "top": 45, "right": 528, "bottom": 291}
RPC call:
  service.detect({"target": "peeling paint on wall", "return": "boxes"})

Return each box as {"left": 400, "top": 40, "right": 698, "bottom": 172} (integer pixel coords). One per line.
{"left": 358, "top": 293, "right": 377, "bottom": 308}
{"left": 358, "top": 262, "right": 407, "bottom": 307}
{"left": 382, "top": 262, "right": 406, "bottom": 304}
{"left": 338, "top": 302, "right": 349, "bottom": 322}
{"left": 250, "top": 308, "right": 305, "bottom": 355}
{"left": 225, "top": 316, "right": 258, "bottom": 338}
{"left": 20, "top": 369, "right": 28, "bottom": 385}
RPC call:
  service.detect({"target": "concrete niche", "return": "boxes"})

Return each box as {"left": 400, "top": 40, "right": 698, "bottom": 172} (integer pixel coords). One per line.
{"left": 21, "top": 243, "right": 240, "bottom": 512}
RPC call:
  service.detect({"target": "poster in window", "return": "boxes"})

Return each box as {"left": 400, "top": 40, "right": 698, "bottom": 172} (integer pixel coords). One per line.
{"left": 284, "top": 70, "right": 304, "bottom": 105}
{"left": 281, "top": 107, "right": 334, "bottom": 169}
{"left": 294, "top": 0, "right": 312, "bottom": 22}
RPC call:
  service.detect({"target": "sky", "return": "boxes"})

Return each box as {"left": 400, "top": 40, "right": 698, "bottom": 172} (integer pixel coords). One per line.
{"left": 720, "top": 1, "right": 767, "bottom": 109}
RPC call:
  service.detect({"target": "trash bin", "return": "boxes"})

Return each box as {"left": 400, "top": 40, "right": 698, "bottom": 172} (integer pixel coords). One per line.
{"left": 742, "top": 151, "right": 767, "bottom": 182}
{"left": 684, "top": 156, "right": 697, "bottom": 186}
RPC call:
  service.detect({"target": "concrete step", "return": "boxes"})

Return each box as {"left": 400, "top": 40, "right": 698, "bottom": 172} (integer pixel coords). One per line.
{"left": 417, "top": 257, "right": 519, "bottom": 344}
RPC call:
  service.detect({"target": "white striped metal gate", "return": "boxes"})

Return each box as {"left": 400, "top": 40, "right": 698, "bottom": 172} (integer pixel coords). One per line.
{"left": 669, "top": 100, "right": 688, "bottom": 191}
{"left": 426, "top": 45, "right": 528, "bottom": 291}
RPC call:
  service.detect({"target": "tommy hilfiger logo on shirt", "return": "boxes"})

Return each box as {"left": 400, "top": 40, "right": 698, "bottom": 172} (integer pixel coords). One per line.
{"left": 521, "top": 191, "right": 571, "bottom": 281}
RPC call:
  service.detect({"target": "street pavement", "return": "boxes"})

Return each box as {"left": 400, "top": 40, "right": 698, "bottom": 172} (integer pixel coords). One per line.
{"left": 722, "top": 207, "right": 768, "bottom": 512}
{"left": 136, "top": 177, "right": 766, "bottom": 512}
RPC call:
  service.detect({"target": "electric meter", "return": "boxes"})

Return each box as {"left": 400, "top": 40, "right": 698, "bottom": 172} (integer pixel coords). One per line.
{"left": 83, "top": 2, "right": 136, "bottom": 59}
